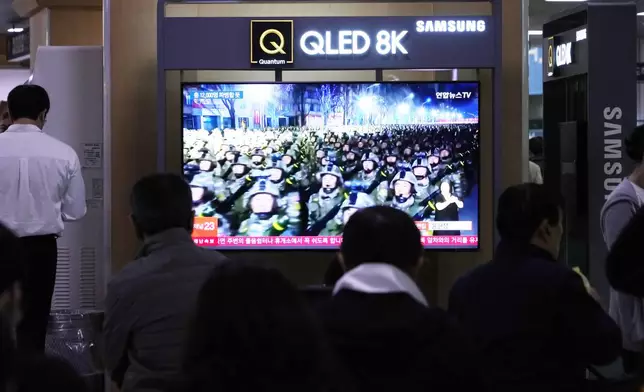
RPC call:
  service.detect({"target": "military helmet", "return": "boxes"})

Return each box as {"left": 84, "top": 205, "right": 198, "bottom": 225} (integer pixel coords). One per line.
{"left": 390, "top": 168, "right": 418, "bottom": 189}
{"left": 316, "top": 163, "right": 343, "bottom": 182}
{"left": 361, "top": 152, "right": 380, "bottom": 164}
{"left": 411, "top": 155, "right": 430, "bottom": 169}
{"left": 341, "top": 192, "right": 376, "bottom": 211}
{"left": 189, "top": 173, "right": 215, "bottom": 192}
{"left": 247, "top": 178, "right": 280, "bottom": 199}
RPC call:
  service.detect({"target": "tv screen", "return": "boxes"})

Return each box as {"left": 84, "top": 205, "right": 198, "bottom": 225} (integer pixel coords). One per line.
{"left": 183, "top": 82, "right": 480, "bottom": 249}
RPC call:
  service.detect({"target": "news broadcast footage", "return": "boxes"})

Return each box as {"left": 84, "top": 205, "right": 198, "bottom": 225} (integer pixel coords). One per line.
{"left": 183, "top": 82, "right": 480, "bottom": 249}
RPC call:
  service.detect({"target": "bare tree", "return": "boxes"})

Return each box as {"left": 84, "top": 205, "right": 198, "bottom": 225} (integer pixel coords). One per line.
{"left": 213, "top": 85, "right": 236, "bottom": 128}
{"left": 316, "top": 84, "right": 343, "bottom": 126}
{"left": 343, "top": 84, "right": 351, "bottom": 125}
{"left": 291, "top": 84, "right": 312, "bottom": 126}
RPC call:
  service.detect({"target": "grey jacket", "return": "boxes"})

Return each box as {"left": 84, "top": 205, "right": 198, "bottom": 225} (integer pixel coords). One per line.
{"left": 103, "top": 228, "right": 227, "bottom": 392}
{"left": 600, "top": 179, "right": 644, "bottom": 351}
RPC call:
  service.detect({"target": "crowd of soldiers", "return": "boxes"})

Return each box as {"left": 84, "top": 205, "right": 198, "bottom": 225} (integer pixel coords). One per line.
{"left": 184, "top": 123, "right": 479, "bottom": 237}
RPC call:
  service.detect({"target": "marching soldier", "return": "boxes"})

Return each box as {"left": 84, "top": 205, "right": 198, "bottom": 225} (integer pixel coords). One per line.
{"left": 238, "top": 179, "right": 300, "bottom": 236}
{"left": 308, "top": 164, "right": 344, "bottom": 225}
{"left": 389, "top": 169, "right": 424, "bottom": 217}
{"left": 321, "top": 191, "right": 376, "bottom": 235}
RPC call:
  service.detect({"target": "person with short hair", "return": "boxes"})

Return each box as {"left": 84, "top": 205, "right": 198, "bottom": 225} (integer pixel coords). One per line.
{"left": 318, "top": 205, "right": 483, "bottom": 392}
{"left": 177, "top": 263, "right": 347, "bottom": 392}
{"left": 103, "top": 173, "right": 227, "bottom": 392}
{"left": 450, "top": 183, "right": 621, "bottom": 392}
{"left": 0, "top": 85, "right": 86, "bottom": 352}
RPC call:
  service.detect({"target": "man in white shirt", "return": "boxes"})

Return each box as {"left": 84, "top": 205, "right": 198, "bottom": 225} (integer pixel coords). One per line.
{"left": 529, "top": 136, "right": 544, "bottom": 185}
{"left": 0, "top": 85, "right": 86, "bottom": 352}
{"left": 529, "top": 160, "right": 543, "bottom": 184}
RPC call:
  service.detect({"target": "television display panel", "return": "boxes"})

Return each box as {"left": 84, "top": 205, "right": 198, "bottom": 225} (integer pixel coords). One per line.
{"left": 183, "top": 82, "right": 480, "bottom": 249}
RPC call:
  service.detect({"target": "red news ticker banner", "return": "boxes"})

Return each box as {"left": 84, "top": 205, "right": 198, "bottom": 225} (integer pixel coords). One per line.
{"left": 192, "top": 217, "right": 478, "bottom": 248}
{"left": 193, "top": 235, "right": 478, "bottom": 247}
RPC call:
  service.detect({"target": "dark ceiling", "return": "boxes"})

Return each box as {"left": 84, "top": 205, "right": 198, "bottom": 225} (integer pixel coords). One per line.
{"left": 526, "top": 0, "right": 644, "bottom": 45}
{"left": 0, "top": 0, "right": 19, "bottom": 33}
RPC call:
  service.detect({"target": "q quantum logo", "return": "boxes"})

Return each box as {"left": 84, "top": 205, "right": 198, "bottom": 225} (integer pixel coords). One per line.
{"left": 250, "top": 20, "right": 294, "bottom": 67}
{"left": 546, "top": 36, "right": 555, "bottom": 77}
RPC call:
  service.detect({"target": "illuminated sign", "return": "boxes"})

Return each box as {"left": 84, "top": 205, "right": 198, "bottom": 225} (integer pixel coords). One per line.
{"left": 435, "top": 91, "right": 472, "bottom": 99}
{"left": 547, "top": 37, "right": 575, "bottom": 77}
{"left": 415, "top": 19, "right": 486, "bottom": 33}
{"left": 250, "top": 20, "right": 294, "bottom": 67}
{"left": 576, "top": 28, "right": 587, "bottom": 42}
{"left": 555, "top": 42, "right": 573, "bottom": 67}
{"left": 241, "top": 17, "right": 495, "bottom": 69}
{"left": 300, "top": 30, "right": 408, "bottom": 56}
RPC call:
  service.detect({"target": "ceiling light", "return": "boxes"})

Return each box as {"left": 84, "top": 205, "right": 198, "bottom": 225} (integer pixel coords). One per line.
{"left": 528, "top": 30, "right": 543, "bottom": 36}
{"left": 638, "top": 12, "right": 644, "bottom": 16}
{"left": 576, "top": 28, "right": 587, "bottom": 41}
{"left": 7, "top": 25, "right": 24, "bottom": 33}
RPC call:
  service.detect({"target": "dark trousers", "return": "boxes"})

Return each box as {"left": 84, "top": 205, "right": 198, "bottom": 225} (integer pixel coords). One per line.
{"left": 16, "top": 234, "right": 58, "bottom": 353}
{"left": 623, "top": 349, "right": 643, "bottom": 375}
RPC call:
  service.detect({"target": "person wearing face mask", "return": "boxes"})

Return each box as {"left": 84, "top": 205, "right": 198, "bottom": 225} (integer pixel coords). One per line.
{"left": 449, "top": 184, "right": 621, "bottom": 392}
{"left": 389, "top": 170, "right": 423, "bottom": 217}
{"left": 189, "top": 176, "right": 230, "bottom": 235}
{"left": 411, "top": 156, "right": 432, "bottom": 200}
{"left": 263, "top": 158, "right": 302, "bottom": 219}
{"left": 341, "top": 149, "right": 361, "bottom": 181}
{"left": 402, "top": 146, "right": 414, "bottom": 162}
{"left": 0, "top": 85, "right": 86, "bottom": 353}
{"left": 212, "top": 155, "right": 257, "bottom": 227}
{"left": 281, "top": 148, "right": 310, "bottom": 188}
{"left": 382, "top": 150, "right": 399, "bottom": 179}
{"left": 225, "top": 155, "right": 252, "bottom": 194}
{"left": 357, "top": 152, "right": 381, "bottom": 187}
{"left": 249, "top": 148, "right": 266, "bottom": 174}
{"left": 434, "top": 180, "right": 464, "bottom": 236}
{"left": 316, "top": 148, "right": 328, "bottom": 166}
{"left": 437, "top": 149, "right": 466, "bottom": 199}
{"left": 308, "top": 164, "right": 344, "bottom": 227}
{"left": 238, "top": 179, "right": 300, "bottom": 236}
{"left": 218, "top": 147, "right": 239, "bottom": 180}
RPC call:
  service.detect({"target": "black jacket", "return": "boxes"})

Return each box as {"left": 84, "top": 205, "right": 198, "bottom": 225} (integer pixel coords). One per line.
{"left": 318, "top": 289, "right": 485, "bottom": 392}
{"left": 449, "top": 242, "right": 622, "bottom": 392}
{"left": 606, "top": 204, "right": 644, "bottom": 297}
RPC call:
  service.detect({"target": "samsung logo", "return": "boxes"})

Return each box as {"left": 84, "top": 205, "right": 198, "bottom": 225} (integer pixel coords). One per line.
{"left": 416, "top": 20, "right": 486, "bottom": 33}
{"left": 603, "top": 107, "right": 623, "bottom": 199}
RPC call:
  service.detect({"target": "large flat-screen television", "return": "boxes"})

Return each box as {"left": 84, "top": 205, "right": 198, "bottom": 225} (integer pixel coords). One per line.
{"left": 182, "top": 82, "right": 480, "bottom": 249}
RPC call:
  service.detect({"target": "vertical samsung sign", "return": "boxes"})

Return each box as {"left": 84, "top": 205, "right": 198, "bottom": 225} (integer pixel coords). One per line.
{"left": 587, "top": 4, "right": 636, "bottom": 296}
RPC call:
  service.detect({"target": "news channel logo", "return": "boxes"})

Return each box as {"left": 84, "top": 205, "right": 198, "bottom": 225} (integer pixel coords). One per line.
{"left": 250, "top": 20, "right": 294, "bottom": 68}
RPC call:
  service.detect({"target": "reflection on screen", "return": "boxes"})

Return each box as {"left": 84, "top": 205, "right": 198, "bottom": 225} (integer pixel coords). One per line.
{"left": 182, "top": 82, "right": 480, "bottom": 249}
